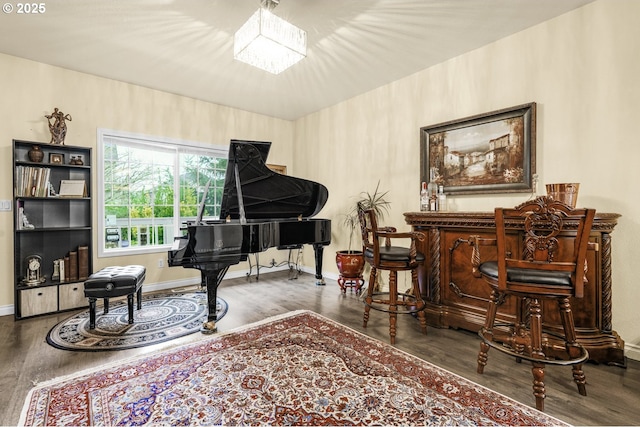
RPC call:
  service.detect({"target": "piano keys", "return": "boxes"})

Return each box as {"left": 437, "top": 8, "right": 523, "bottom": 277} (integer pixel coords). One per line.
{"left": 168, "top": 140, "right": 331, "bottom": 333}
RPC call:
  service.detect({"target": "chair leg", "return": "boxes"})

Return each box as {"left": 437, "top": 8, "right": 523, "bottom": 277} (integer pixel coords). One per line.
{"left": 529, "top": 298, "right": 544, "bottom": 359}
{"left": 528, "top": 297, "right": 547, "bottom": 411}
{"left": 572, "top": 364, "right": 587, "bottom": 396}
{"left": 362, "top": 267, "right": 377, "bottom": 328}
{"left": 532, "top": 362, "right": 546, "bottom": 412}
{"left": 103, "top": 297, "right": 109, "bottom": 314}
{"left": 477, "top": 289, "right": 500, "bottom": 374}
{"left": 514, "top": 297, "right": 529, "bottom": 357}
{"left": 558, "top": 297, "right": 588, "bottom": 396}
{"left": 388, "top": 271, "right": 398, "bottom": 344}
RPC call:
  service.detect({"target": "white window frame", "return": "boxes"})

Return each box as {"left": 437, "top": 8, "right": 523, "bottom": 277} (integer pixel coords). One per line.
{"left": 97, "top": 128, "right": 227, "bottom": 258}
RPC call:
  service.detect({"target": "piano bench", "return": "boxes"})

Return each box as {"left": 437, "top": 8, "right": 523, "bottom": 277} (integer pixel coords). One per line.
{"left": 83, "top": 265, "right": 146, "bottom": 330}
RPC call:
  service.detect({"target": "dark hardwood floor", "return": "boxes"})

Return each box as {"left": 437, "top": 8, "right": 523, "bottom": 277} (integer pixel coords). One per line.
{"left": 1, "top": 270, "right": 638, "bottom": 426}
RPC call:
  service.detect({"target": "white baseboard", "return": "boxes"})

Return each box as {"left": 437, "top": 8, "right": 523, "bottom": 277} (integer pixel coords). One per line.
{"left": 300, "top": 265, "right": 339, "bottom": 282}
{"left": 139, "top": 268, "right": 258, "bottom": 293}
{"left": 0, "top": 304, "right": 12, "bottom": 317}
{"left": 625, "top": 343, "right": 640, "bottom": 362}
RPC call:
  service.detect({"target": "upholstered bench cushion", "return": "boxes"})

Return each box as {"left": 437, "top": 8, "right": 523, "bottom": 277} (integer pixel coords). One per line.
{"left": 84, "top": 265, "right": 146, "bottom": 298}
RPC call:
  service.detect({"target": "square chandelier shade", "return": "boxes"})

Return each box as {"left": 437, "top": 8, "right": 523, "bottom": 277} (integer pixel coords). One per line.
{"left": 234, "top": 8, "right": 307, "bottom": 74}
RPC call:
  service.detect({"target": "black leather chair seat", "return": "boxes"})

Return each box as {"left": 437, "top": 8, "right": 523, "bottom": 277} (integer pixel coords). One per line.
{"left": 364, "top": 246, "right": 425, "bottom": 264}
{"left": 479, "top": 261, "right": 572, "bottom": 288}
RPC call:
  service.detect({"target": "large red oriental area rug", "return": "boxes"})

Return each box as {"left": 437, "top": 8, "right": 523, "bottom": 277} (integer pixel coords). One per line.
{"left": 20, "top": 310, "right": 566, "bottom": 426}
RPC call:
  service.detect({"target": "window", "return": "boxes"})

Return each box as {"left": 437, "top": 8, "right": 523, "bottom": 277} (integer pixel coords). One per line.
{"left": 97, "top": 129, "right": 228, "bottom": 257}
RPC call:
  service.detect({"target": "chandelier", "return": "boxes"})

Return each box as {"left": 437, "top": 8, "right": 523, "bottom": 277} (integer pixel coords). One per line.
{"left": 234, "top": 0, "right": 307, "bottom": 74}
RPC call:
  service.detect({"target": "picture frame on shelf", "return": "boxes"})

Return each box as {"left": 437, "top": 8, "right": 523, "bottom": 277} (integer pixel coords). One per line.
{"left": 58, "top": 179, "right": 87, "bottom": 197}
{"left": 420, "top": 102, "right": 536, "bottom": 195}
{"left": 49, "top": 153, "right": 64, "bottom": 164}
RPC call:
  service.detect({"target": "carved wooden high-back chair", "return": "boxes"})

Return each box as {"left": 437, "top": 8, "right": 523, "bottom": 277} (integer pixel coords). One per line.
{"left": 469, "top": 195, "right": 596, "bottom": 411}
{"left": 357, "top": 202, "right": 427, "bottom": 344}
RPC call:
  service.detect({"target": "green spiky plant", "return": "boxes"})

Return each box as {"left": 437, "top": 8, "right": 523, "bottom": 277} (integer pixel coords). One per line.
{"left": 342, "top": 181, "right": 391, "bottom": 251}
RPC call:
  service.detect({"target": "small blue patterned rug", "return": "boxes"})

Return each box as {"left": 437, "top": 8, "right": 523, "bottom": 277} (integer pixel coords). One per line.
{"left": 46, "top": 292, "right": 227, "bottom": 351}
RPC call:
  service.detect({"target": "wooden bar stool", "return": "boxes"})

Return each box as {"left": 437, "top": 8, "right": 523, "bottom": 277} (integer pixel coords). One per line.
{"left": 357, "top": 202, "right": 427, "bottom": 344}
{"left": 469, "top": 196, "right": 595, "bottom": 411}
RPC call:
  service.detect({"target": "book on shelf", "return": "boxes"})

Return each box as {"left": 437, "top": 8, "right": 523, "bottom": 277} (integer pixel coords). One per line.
{"left": 78, "top": 246, "right": 89, "bottom": 280}
{"left": 15, "top": 165, "right": 51, "bottom": 197}
{"left": 15, "top": 200, "right": 23, "bottom": 230}
{"left": 58, "top": 258, "right": 65, "bottom": 283}
{"left": 68, "top": 251, "right": 78, "bottom": 282}
{"left": 64, "top": 256, "right": 70, "bottom": 283}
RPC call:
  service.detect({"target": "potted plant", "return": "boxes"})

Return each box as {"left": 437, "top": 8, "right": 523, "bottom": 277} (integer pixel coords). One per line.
{"left": 336, "top": 182, "right": 390, "bottom": 289}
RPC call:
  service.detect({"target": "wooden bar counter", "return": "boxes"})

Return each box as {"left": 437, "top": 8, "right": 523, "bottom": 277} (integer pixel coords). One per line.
{"left": 404, "top": 210, "right": 625, "bottom": 366}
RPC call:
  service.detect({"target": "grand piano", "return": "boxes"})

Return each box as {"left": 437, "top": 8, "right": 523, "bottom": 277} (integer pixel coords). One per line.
{"left": 168, "top": 139, "right": 331, "bottom": 333}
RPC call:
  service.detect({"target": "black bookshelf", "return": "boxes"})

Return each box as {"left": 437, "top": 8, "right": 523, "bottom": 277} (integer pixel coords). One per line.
{"left": 12, "top": 139, "right": 93, "bottom": 319}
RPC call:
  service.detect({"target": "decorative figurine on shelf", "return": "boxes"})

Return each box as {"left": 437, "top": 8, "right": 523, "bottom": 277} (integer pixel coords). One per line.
{"left": 45, "top": 107, "right": 72, "bottom": 145}
{"left": 48, "top": 182, "right": 58, "bottom": 197}
{"left": 19, "top": 207, "right": 35, "bottom": 230}
{"left": 51, "top": 259, "right": 61, "bottom": 282}
{"left": 27, "top": 145, "right": 44, "bottom": 162}
{"left": 69, "top": 155, "right": 84, "bottom": 165}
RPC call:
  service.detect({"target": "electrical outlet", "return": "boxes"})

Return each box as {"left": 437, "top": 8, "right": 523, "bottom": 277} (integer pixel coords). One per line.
{"left": 157, "top": 258, "right": 164, "bottom": 268}
{"left": 0, "top": 200, "right": 12, "bottom": 211}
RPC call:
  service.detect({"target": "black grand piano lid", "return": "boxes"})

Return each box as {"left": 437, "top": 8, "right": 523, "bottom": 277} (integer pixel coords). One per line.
{"left": 219, "top": 140, "right": 329, "bottom": 220}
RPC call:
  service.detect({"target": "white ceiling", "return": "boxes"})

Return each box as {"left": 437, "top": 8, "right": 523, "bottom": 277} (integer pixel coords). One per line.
{"left": 0, "top": 0, "right": 594, "bottom": 120}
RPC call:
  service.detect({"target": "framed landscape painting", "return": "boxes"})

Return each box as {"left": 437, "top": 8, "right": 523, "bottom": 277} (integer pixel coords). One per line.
{"left": 420, "top": 103, "right": 536, "bottom": 195}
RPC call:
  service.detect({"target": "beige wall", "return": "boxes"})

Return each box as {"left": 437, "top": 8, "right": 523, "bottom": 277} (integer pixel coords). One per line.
{"left": 294, "top": 0, "right": 640, "bottom": 360}
{"left": 0, "top": 54, "right": 296, "bottom": 309}
{"left": 1, "top": 0, "right": 638, "bottom": 360}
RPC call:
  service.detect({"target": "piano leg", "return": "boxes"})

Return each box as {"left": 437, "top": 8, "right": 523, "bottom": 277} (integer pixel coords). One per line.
{"left": 313, "top": 243, "right": 326, "bottom": 286}
{"left": 201, "top": 266, "right": 230, "bottom": 334}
